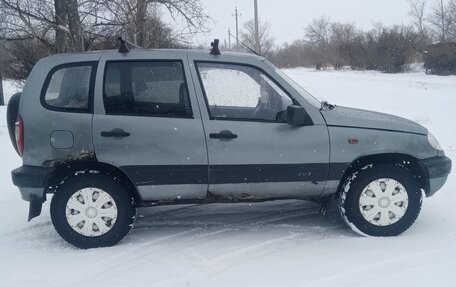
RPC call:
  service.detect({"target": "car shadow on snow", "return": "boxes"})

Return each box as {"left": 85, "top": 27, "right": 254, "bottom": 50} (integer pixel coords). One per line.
{"left": 126, "top": 199, "right": 354, "bottom": 244}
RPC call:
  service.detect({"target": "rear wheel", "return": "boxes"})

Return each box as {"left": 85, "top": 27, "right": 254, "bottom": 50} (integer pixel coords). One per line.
{"left": 6, "top": 93, "right": 21, "bottom": 154}
{"left": 339, "top": 164, "right": 423, "bottom": 237}
{"left": 51, "top": 172, "right": 136, "bottom": 249}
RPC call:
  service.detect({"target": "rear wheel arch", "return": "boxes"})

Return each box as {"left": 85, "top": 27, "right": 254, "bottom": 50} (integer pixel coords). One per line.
{"left": 47, "top": 161, "right": 141, "bottom": 204}
{"left": 337, "top": 153, "right": 428, "bottom": 196}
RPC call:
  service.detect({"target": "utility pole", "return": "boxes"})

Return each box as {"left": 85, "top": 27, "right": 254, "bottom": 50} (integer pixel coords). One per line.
{"left": 254, "top": 0, "right": 260, "bottom": 54}
{"left": 228, "top": 28, "right": 231, "bottom": 49}
{"left": 232, "top": 7, "right": 241, "bottom": 50}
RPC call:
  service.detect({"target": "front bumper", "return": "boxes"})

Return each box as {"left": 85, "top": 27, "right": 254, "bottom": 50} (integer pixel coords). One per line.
{"left": 418, "top": 156, "right": 452, "bottom": 197}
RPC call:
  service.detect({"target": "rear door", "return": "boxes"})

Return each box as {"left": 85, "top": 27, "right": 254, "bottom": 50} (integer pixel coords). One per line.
{"left": 92, "top": 52, "right": 208, "bottom": 201}
{"left": 189, "top": 57, "right": 330, "bottom": 200}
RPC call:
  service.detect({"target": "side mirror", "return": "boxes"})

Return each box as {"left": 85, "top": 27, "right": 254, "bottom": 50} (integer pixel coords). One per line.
{"left": 286, "top": 105, "right": 313, "bottom": 126}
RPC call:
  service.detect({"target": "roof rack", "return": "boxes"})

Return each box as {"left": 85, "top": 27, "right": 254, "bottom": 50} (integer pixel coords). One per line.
{"left": 117, "top": 36, "right": 142, "bottom": 53}
{"left": 118, "top": 37, "right": 129, "bottom": 53}
{"left": 210, "top": 39, "right": 221, "bottom": 55}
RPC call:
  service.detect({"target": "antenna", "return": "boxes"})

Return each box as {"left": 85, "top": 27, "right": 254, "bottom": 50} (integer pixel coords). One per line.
{"left": 210, "top": 39, "right": 221, "bottom": 55}
{"left": 228, "top": 33, "right": 261, "bottom": 56}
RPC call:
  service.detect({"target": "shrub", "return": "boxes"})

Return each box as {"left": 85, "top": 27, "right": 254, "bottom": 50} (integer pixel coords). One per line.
{"left": 424, "top": 42, "right": 456, "bottom": 75}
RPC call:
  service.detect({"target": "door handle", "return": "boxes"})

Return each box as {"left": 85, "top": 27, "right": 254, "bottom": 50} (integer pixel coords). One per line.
{"left": 101, "top": 128, "right": 131, "bottom": 139}
{"left": 209, "top": 130, "right": 238, "bottom": 141}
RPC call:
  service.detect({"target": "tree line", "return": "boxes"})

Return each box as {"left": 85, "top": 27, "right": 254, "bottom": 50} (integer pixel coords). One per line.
{"left": 268, "top": 0, "right": 456, "bottom": 74}
{"left": 1, "top": 0, "right": 456, "bottom": 81}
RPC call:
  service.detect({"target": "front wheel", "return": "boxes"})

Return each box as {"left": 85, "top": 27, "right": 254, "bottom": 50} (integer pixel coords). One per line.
{"left": 339, "top": 164, "right": 423, "bottom": 237}
{"left": 51, "top": 173, "right": 136, "bottom": 249}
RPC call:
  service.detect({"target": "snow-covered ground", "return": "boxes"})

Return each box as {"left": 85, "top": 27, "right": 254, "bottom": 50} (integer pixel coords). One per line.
{"left": 1, "top": 69, "right": 455, "bottom": 287}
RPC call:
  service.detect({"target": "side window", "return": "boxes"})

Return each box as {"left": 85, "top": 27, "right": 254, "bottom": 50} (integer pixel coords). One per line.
{"left": 43, "top": 63, "right": 95, "bottom": 111}
{"left": 196, "top": 62, "right": 293, "bottom": 122}
{"left": 103, "top": 61, "right": 192, "bottom": 118}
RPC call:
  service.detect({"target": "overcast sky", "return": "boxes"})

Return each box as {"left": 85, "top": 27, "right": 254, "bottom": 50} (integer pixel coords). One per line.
{"left": 187, "top": 0, "right": 412, "bottom": 47}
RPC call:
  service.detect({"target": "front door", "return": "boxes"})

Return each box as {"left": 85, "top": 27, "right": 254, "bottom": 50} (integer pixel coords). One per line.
{"left": 92, "top": 52, "right": 208, "bottom": 201}
{"left": 190, "top": 60, "right": 330, "bottom": 200}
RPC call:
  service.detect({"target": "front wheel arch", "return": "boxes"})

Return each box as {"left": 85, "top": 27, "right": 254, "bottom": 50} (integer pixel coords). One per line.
{"left": 336, "top": 153, "right": 428, "bottom": 197}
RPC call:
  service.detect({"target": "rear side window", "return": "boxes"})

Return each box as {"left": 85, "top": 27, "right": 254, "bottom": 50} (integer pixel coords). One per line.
{"left": 42, "top": 63, "right": 96, "bottom": 112}
{"left": 103, "top": 61, "right": 192, "bottom": 118}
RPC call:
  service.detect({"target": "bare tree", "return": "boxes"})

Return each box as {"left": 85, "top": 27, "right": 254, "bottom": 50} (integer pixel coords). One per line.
{"left": 0, "top": 0, "right": 84, "bottom": 52}
{"left": 409, "top": 0, "right": 428, "bottom": 35}
{"left": 0, "top": 0, "right": 208, "bottom": 52}
{"left": 0, "top": 13, "right": 4, "bottom": 105}
{"left": 0, "top": 0, "right": 209, "bottom": 78}
{"left": 0, "top": 68, "right": 3, "bottom": 105}
{"left": 54, "top": 0, "right": 68, "bottom": 52}
{"left": 66, "top": 0, "right": 84, "bottom": 51}
{"left": 305, "top": 16, "right": 331, "bottom": 48}
{"left": 240, "top": 19, "right": 275, "bottom": 56}
{"left": 95, "top": 0, "right": 210, "bottom": 47}
{"left": 449, "top": 0, "right": 456, "bottom": 39}
{"left": 305, "top": 16, "right": 331, "bottom": 69}
{"left": 428, "top": 0, "right": 454, "bottom": 42}
{"left": 329, "top": 22, "right": 356, "bottom": 69}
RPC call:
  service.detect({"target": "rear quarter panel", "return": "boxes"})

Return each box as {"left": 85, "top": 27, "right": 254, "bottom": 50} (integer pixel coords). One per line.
{"left": 19, "top": 53, "right": 101, "bottom": 166}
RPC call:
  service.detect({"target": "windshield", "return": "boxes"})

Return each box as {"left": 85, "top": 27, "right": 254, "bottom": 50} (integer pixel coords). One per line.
{"left": 266, "top": 61, "right": 322, "bottom": 108}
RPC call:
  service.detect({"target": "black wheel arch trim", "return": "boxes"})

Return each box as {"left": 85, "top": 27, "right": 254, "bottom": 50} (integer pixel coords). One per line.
{"left": 335, "top": 153, "right": 432, "bottom": 197}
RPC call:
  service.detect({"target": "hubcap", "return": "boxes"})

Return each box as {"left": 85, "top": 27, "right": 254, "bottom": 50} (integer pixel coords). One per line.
{"left": 65, "top": 188, "right": 118, "bottom": 237}
{"left": 359, "top": 178, "right": 409, "bottom": 226}
{"left": 85, "top": 207, "right": 98, "bottom": 218}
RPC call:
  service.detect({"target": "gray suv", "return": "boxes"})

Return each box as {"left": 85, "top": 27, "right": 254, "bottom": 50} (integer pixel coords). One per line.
{"left": 8, "top": 44, "right": 451, "bottom": 248}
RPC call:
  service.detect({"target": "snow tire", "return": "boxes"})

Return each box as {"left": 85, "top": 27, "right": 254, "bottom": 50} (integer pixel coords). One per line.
{"left": 339, "top": 164, "right": 423, "bottom": 237}
{"left": 51, "top": 172, "right": 136, "bottom": 249}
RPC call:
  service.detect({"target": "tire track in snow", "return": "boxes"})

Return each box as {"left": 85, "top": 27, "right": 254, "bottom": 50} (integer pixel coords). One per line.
{"left": 0, "top": 221, "right": 53, "bottom": 238}
{"left": 133, "top": 205, "right": 319, "bottom": 230}
{"left": 301, "top": 247, "right": 456, "bottom": 287}
{"left": 77, "top": 226, "right": 237, "bottom": 284}
{"left": 78, "top": 227, "right": 204, "bottom": 274}
{"left": 154, "top": 233, "right": 316, "bottom": 287}
{"left": 78, "top": 204, "right": 327, "bottom": 283}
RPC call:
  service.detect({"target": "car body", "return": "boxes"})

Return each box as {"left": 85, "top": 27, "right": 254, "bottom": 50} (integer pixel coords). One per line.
{"left": 8, "top": 46, "right": 452, "bottom": 248}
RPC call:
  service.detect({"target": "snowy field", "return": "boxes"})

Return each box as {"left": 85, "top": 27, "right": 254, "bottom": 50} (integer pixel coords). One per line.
{"left": 1, "top": 69, "right": 455, "bottom": 287}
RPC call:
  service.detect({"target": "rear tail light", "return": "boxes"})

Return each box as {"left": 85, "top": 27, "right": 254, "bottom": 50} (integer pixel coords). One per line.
{"left": 15, "top": 115, "right": 24, "bottom": 156}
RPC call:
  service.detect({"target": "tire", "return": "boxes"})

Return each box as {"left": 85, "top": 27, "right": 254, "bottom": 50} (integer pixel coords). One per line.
{"left": 339, "top": 164, "right": 423, "bottom": 237}
{"left": 6, "top": 92, "right": 21, "bottom": 154}
{"left": 51, "top": 172, "right": 136, "bottom": 249}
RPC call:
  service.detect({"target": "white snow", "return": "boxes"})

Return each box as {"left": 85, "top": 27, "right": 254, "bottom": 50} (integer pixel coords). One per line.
{"left": 1, "top": 80, "right": 22, "bottom": 104}
{"left": 1, "top": 70, "right": 455, "bottom": 287}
